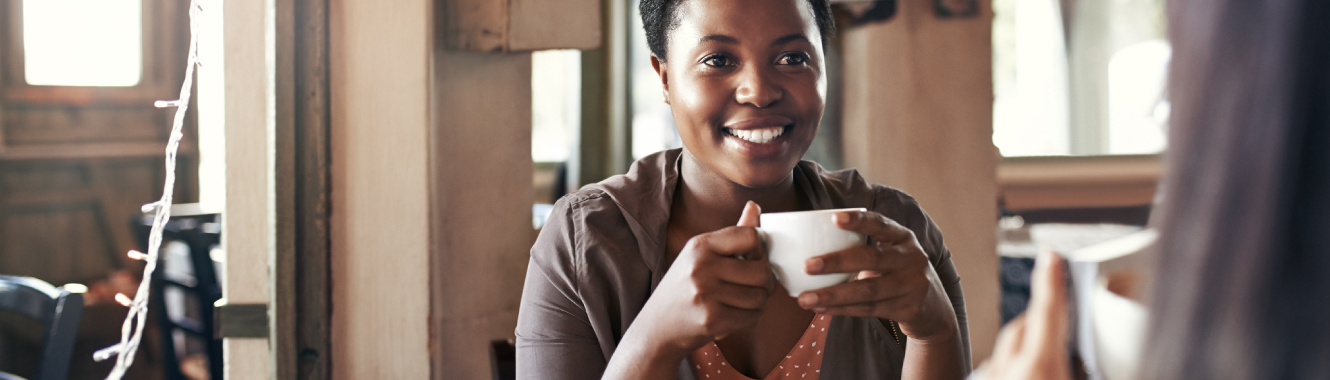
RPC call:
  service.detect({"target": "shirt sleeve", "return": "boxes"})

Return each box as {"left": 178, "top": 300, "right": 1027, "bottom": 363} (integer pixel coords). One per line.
{"left": 877, "top": 188, "right": 973, "bottom": 368}
{"left": 919, "top": 210, "right": 972, "bottom": 369}
{"left": 515, "top": 198, "right": 608, "bottom": 379}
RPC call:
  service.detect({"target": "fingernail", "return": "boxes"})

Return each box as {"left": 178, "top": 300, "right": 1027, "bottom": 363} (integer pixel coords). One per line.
{"left": 813, "top": 307, "right": 826, "bottom": 313}
{"left": 798, "top": 292, "right": 819, "bottom": 307}
{"left": 806, "top": 257, "right": 823, "bottom": 273}
{"left": 833, "top": 212, "right": 850, "bottom": 225}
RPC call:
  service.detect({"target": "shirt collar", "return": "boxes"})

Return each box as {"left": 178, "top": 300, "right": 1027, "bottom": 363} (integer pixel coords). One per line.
{"left": 588, "top": 148, "right": 847, "bottom": 285}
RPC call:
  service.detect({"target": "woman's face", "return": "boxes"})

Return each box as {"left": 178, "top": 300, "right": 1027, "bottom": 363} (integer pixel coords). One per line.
{"left": 656, "top": 0, "right": 827, "bottom": 188}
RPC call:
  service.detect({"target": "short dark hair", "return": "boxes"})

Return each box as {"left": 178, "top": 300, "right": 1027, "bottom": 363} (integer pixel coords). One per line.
{"left": 638, "top": 0, "right": 836, "bottom": 62}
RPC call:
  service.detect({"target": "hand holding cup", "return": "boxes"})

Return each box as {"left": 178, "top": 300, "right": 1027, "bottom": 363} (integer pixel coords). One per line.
{"left": 794, "top": 210, "right": 960, "bottom": 341}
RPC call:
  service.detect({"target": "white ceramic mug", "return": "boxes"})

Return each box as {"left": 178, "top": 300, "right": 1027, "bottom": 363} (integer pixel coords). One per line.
{"left": 759, "top": 208, "right": 868, "bottom": 297}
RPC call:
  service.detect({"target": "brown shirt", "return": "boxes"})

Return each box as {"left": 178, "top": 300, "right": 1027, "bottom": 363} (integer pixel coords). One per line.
{"left": 516, "top": 149, "right": 971, "bottom": 379}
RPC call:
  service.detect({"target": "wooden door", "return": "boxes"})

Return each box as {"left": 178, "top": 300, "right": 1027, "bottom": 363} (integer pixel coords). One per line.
{"left": 0, "top": 0, "right": 197, "bottom": 286}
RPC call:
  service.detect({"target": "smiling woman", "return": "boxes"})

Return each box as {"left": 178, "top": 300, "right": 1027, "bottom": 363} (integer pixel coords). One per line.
{"left": 515, "top": 0, "right": 971, "bottom": 379}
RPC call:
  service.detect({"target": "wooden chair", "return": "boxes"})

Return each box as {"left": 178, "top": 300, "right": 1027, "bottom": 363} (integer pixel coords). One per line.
{"left": 0, "top": 275, "right": 84, "bottom": 380}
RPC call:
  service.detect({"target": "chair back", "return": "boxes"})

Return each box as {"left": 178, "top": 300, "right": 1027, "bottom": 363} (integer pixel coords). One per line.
{"left": 489, "top": 339, "right": 515, "bottom": 380}
{"left": 0, "top": 275, "right": 84, "bottom": 380}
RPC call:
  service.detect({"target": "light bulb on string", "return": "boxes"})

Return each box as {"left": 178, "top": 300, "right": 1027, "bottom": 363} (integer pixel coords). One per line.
{"left": 95, "top": 1, "right": 202, "bottom": 379}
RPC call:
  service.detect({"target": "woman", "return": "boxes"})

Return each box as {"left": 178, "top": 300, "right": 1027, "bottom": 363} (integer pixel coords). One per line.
{"left": 979, "top": 0, "right": 1330, "bottom": 378}
{"left": 516, "top": 0, "right": 970, "bottom": 379}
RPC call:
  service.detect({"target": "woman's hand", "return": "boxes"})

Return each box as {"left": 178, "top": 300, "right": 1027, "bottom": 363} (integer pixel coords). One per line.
{"left": 795, "top": 210, "right": 959, "bottom": 341}
{"left": 604, "top": 202, "right": 776, "bottom": 378}
{"left": 975, "top": 250, "right": 1070, "bottom": 380}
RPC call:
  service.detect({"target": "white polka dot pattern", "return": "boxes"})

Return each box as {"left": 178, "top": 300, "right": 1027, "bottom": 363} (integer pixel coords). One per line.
{"left": 688, "top": 315, "right": 831, "bottom": 380}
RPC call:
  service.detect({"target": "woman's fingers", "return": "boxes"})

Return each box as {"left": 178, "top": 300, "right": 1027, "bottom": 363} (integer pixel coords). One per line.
{"left": 990, "top": 314, "right": 1027, "bottom": 365}
{"left": 736, "top": 201, "right": 761, "bottom": 227}
{"left": 983, "top": 314, "right": 1028, "bottom": 378}
{"left": 796, "top": 274, "right": 910, "bottom": 309}
{"left": 1024, "top": 249, "right": 1069, "bottom": 354}
{"left": 806, "top": 244, "right": 913, "bottom": 275}
{"left": 707, "top": 254, "right": 775, "bottom": 288}
{"left": 689, "top": 226, "right": 766, "bottom": 261}
{"left": 833, "top": 210, "right": 914, "bottom": 245}
{"left": 704, "top": 281, "right": 771, "bottom": 311}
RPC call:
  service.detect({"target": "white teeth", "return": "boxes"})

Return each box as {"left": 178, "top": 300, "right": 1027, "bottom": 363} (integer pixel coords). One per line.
{"left": 727, "top": 127, "right": 784, "bottom": 144}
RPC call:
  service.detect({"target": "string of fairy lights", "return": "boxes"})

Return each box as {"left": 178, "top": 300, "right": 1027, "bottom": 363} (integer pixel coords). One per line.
{"left": 90, "top": 0, "right": 201, "bottom": 378}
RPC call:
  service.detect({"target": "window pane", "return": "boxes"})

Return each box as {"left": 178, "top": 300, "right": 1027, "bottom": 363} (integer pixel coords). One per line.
{"left": 23, "top": 0, "right": 143, "bottom": 87}
{"left": 531, "top": 50, "right": 581, "bottom": 163}
{"left": 993, "top": 0, "right": 1168, "bottom": 156}
{"left": 991, "top": 0, "right": 1071, "bottom": 156}
{"left": 1107, "top": 40, "right": 1170, "bottom": 154}
{"left": 629, "top": 0, "right": 681, "bottom": 160}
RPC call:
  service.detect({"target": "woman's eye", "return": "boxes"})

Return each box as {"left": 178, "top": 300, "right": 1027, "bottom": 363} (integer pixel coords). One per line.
{"left": 777, "top": 53, "right": 809, "bottom": 66}
{"left": 702, "top": 55, "right": 733, "bottom": 68}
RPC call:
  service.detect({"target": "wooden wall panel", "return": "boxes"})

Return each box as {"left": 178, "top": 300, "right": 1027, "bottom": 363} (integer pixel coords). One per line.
{"left": 0, "top": 0, "right": 197, "bottom": 291}
{"left": 4, "top": 106, "right": 168, "bottom": 145}
{"left": 840, "top": 0, "right": 1000, "bottom": 366}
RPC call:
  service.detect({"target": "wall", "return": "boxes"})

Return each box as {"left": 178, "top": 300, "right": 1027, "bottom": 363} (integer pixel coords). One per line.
{"left": 428, "top": 46, "right": 533, "bottom": 380}
{"left": 840, "top": 0, "right": 1000, "bottom": 365}
{"left": 329, "top": 0, "right": 432, "bottom": 377}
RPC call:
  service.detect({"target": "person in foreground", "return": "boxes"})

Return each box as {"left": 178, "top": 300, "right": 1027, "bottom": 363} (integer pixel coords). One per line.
{"left": 515, "top": 0, "right": 969, "bottom": 379}
{"left": 977, "top": 0, "right": 1330, "bottom": 378}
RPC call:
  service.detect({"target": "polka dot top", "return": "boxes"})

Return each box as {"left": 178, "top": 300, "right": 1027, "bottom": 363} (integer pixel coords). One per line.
{"left": 689, "top": 314, "right": 832, "bottom": 380}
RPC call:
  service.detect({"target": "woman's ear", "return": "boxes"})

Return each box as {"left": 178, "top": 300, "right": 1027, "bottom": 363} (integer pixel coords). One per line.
{"left": 651, "top": 55, "right": 670, "bottom": 104}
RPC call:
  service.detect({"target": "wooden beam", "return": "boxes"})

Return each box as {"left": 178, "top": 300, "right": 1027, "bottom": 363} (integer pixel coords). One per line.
{"left": 840, "top": 0, "right": 999, "bottom": 365}
{"left": 441, "top": 0, "right": 600, "bottom": 52}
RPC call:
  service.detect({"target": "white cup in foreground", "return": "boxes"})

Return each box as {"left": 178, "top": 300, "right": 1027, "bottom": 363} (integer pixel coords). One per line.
{"left": 759, "top": 208, "right": 868, "bottom": 297}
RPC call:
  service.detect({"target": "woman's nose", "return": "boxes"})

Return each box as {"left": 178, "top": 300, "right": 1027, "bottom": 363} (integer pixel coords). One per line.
{"left": 734, "top": 66, "right": 783, "bottom": 108}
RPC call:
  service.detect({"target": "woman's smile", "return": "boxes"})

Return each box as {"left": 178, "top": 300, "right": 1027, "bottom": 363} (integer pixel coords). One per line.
{"left": 720, "top": 115, "right": 795, "bottom": 157}
{"left": 654, "top": 0, "right": 827, "bottom": 188}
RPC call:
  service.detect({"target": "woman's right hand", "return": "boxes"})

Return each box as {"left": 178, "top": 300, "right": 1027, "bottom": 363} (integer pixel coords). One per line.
{"left": 606, "top": 202, "right": 776, "bottom": 377}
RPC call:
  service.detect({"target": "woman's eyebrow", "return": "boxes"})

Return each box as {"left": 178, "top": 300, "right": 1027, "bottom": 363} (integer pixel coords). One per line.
{"left": 771, "top": 34, "right": 809, "bottom": 47}
{"left": 700, "top": 34, "right": 740, "bottom": 44}
{"left": 698, "top": 33, "right": 810, "bottom": 46}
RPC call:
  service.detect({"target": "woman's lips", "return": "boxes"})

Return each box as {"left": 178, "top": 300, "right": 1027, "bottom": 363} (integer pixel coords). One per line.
{"left": 723, "top": 126, "right": 785, "bottom": 144}
{"left": 722, "top": 115, "right": 795, "bottom": 145}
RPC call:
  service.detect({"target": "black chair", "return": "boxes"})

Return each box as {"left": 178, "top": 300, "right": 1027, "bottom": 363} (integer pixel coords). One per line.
{"left": 130, "top": 210, "right": 222, "bottom": 380}
{"left": 0, "top": 275, "right": 84, "bottom": 380}
{"left": 489, "top": 339, "right": 515, "bottom": 380}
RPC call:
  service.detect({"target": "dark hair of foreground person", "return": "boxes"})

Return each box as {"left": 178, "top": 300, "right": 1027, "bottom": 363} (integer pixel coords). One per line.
{"left": 1144, "top": 0, "right": 1330, "bottom": 378}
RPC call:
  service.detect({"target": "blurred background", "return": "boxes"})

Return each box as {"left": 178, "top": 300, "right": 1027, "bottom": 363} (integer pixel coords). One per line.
{"left": 0, "top": 0, "right": 1167, "bottom": 378}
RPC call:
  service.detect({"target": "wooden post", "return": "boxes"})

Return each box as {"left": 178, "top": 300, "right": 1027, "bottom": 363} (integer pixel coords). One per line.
{"left": 840, "top": 0, "right": 1000, "bottom": 365}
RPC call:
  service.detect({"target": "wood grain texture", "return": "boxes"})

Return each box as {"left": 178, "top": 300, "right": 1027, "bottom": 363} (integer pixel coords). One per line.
{"left": 329, "top": 0, "right": 433, "bottom": 377}
{"left": 220, "top": 0, "right": 274, "bottom": 379}
{"left": 290, "top": 0, "right": 333, "bottom": 379}
{"left": 0, "top": 0, "right": 198, "bottom": 291}
{"left": 998, "top": 155, "right": 1160, "bottom": 211}
{"left": 429, "top": 45, "right": 533, "bottom": 380}
{"left": 442, "top": 0, "right": 601, "bottom": 52}
{"left": 840, "top": 0, "right": 1000, "bottom": 365}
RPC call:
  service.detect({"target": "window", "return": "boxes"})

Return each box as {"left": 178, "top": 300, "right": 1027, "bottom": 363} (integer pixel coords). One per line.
{"left": 532, "top": 49, "right": 581, "bottom": 224}
{"left": 531, "top": 49, "right": 581, "bottom": 163}
{"left": 992, "top": 0, "right": 1169, "bottom": 156}
{"left": 629, "top": 0, "right": 681, "bottom": 160}
{"left": 22, "top": 0, "right": 143, "bottom": 87}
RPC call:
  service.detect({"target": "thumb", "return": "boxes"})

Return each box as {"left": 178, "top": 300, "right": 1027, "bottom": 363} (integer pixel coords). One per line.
{"left": 737, "top": 201, "right": 761, "bottom": 227}
{"left": 1024, "top": 249, "right": 1068, "bottom": 355}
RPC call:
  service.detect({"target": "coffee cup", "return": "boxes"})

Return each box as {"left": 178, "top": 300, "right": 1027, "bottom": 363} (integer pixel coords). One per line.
{"left": 758, "top": 208, "right": 868, "bottom": 297}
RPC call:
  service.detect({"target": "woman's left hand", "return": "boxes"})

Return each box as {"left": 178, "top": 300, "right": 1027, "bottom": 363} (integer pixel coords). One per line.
{"left": 795, "top": 210, "right": 959, "bottom": 341}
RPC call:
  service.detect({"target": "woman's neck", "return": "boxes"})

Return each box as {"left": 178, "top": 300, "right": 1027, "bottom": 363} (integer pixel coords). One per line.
{"left": 671, "top": 150, "right": 805, "bottom": 234}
